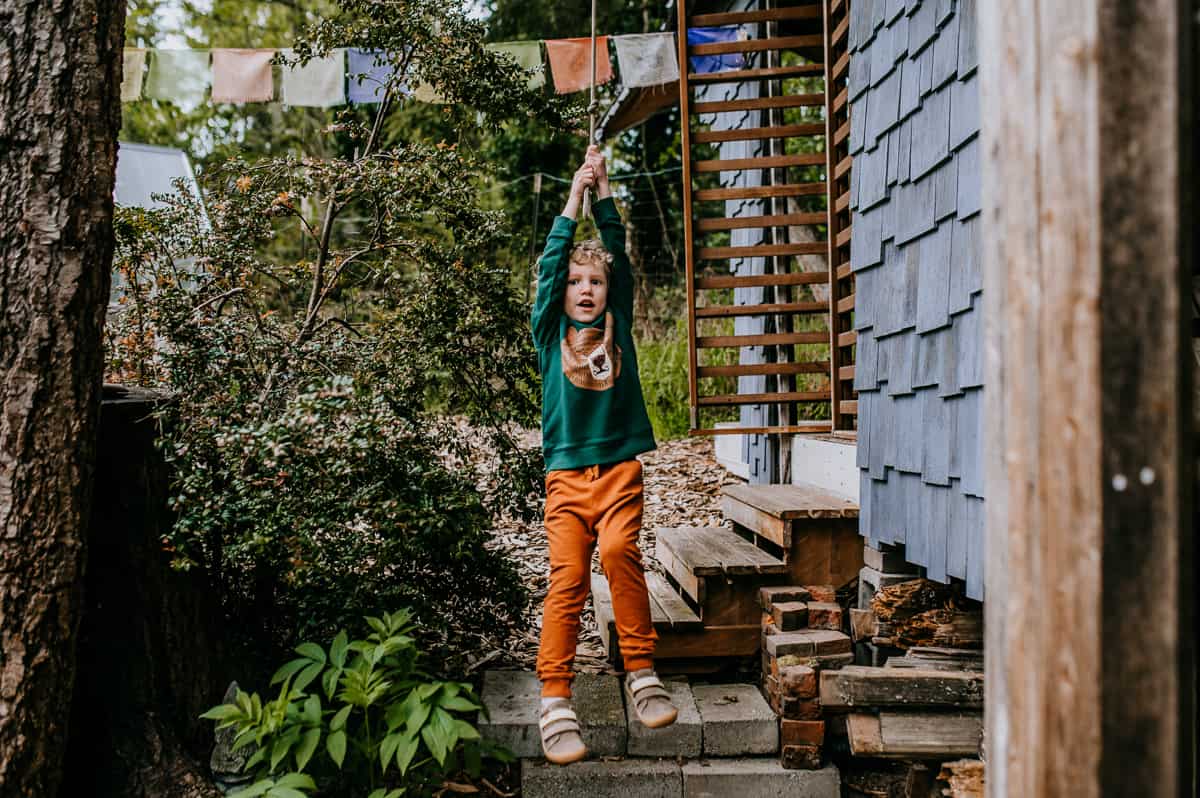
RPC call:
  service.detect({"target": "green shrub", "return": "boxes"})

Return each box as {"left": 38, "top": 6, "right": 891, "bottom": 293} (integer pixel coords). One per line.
{"left": 203, "top": 610, "right": 513, "bottom": 798}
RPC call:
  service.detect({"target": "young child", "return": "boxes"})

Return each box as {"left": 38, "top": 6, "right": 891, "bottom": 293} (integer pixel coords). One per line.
{"left": 530, "top": 146, "right": 677, "bottom": 765}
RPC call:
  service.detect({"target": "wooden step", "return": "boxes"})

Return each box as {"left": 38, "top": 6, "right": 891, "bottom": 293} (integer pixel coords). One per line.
{"left": 695, "top": 212, "right": 825, "bottom": 232}
{"left": 693, "top": 94, "right": 825, "bottom": 114}
{"left": 693, "top": 182, "right": 826, "bottom": 202}
{"left": 655, "top": 527, "right": 788, "bottom": 609}
{"left": 590, "top": 572, "right": 701, "bottom": 636}
{"left": 694, "top": 123, "right": 825, "bottom": 144}
{"left": 693, "top": 153, "right": 826, "bottom": 173}
{"left": 688, "top": 35, "right": 824, "bottom": 57}
{"left": 698, "top": 242, "right": 827, "bottom": 260}
{"left": 689, "top": 6, "right": 823, "bottom": 27}
{"left": 695, "top": 301, "right": 828, "bottom": 318}
{"left": 688, "top": 64, "right": 824, "bottom": 86}
{"left": 696, "top": 331, "right": 828, "bottom": 348}
{"left": 698, "top": 361, "right": 829, "bottom": 378}
{"left": 695, "top": 271, "right": 829, "bottom": 289}
{"left": 723, "top": 483, "right": 860, "bottom": 523}
{"left": 699, "top": 390, "right": 830, "bottom": 406}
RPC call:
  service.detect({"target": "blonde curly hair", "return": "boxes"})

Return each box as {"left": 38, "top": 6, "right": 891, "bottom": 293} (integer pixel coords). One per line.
{"left": 568, "top": 238, "right": 613, "bottom": 278}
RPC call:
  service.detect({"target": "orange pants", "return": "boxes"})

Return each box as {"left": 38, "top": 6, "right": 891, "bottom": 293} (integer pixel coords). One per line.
{"left": 536, "top": 459, "right": 657, "bottom": 698}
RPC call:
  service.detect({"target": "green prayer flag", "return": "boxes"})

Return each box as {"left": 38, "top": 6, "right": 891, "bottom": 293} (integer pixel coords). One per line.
{"left": 486, "top": 41, "right": 545, "bottom": 90}
{"left": 145, "top": 49, "right": 211, "bottom": 105}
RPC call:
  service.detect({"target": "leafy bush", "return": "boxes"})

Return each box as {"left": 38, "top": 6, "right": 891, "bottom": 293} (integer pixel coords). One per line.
{"left": 203, "top": 610, "right": 512, "bottom": 798}
{"left": 106, "top": 0, "right": 581, "bottom": 668}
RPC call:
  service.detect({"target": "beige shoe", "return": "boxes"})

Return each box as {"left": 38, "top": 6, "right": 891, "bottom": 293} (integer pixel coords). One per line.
{"left": 625, "top": 670, "right": 678, "bottom": 729}
{"left": 539, "top": 699, "right": 587, "bottom": 765}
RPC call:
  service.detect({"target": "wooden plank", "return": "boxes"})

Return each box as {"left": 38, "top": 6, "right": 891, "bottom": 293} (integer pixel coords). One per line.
{"left": 698, "top": 243, "right": 827, "bottom": 259}
{"left": 694, "top": 123, "right": 825, "bottom": 144}
{"left": 847, "top": 711, "right": 983, "bottom": 759}
{"left": 645, "top": 572, "right": 702, "bottom": 630}
{"left": 836, "top": 262, "right": 853, "bottom": 279}
{"left": 656, "top": 526, "right": 788, "bottom": 577}
{"left": 831, "top": 14, "right": 848, "bottom": 47}
{"left": 832, "top": 86, "right": 848, "bottom": 113}
{"left": 699, "top": 361, "right": 828, "bottom": 378}
{"left": 698, "top": 390, "right": 830, "bottom": 406}
{"left": 838, "top": 365, "right": 855, "bottom": 381}
{"left": 723, "top": 498, "right": 790, "bottom": 549}
{"left": 693, "top": 153, "right": 826, "bottom": 172}
{"left": 688, "top": 35, "right": 824, "bottom": 57}
{"left": 655, "top": 530, "right": 704, "bottom": 605}
{"left": 653, "top": 624, "right": 761, "bottom": 659}
{"left": 832, "top": 51, "right": 850, "bottom": 82}
{"left": 835, "top": 226, "right": 852, "bottom": 248}
{"left": 696, "top": 301, "right": 828, "bottom": 318}
{"left": 692, "top": 94, "right": 825, "bottom": 114}
{"left": 689, "top": 6, "right": 822, "bottom": 26}
{"left": 839, "top": 400, "right": 858, "bottom": 415}
{"left": 833, "top": 119, "right": 850, "bottom": 146}
{"left": 836, "top": 330, "right": 856, "bottom": 347}
{"left": 689, "top": 423, "right": 833, "bottom": 436}
{"left": 834, "top": 155, "right": 852, "bottom": 180}
{"left": 835, "top": 190, "right": 850, "bottom": 212}
{"left": 722, "top": 483, "right": 859, "bottom": 519}
{"left": 696, "top": 212, "right": 825, "bottom": 231}
{"left": 981, "top": 1, "right": 1191, "bottom": 795}
{"left": 697, "top": 331, "right": 828, "bottom": 348}
{"left": 694, "top": 182, "right": 826, "bottom": 201}
{"left": 836, "top": 294, "right": 855, "bottom": 313}
{"left": 695, "top": 271, "right": 829, "bottom": 289}
{"left": 819, "top": 666, "right": 985, "bottom": 709}
{"left": 688, "top": 64, "right": 824, "bottom": 85}
{"left": 677, "top": 0, "right": 697, "bottom": 432}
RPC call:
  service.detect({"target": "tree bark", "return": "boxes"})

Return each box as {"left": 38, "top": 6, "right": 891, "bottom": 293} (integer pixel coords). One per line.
{"left": 0, "top": 0, "right": 126, "bottom": 792}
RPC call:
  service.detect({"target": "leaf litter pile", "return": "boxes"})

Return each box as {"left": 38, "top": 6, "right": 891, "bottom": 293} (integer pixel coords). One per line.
{"left": 446, "top": 422, "right": 741, "bottom": 676}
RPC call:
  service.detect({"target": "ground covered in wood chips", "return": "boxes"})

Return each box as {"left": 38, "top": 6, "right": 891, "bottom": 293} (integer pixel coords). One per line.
{"left": 469, "top": 431, "right": 742, "bottom": 675}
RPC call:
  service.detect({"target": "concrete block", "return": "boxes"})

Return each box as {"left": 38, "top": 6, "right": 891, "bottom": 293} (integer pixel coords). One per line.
{"left": 858, "top": 565, "right": 920, "bottom": 609}
{"left": 692, "top": 683, "right": 779, "bottom": 756}
{"left": 626, "top": 679, "right": 702, "bottom": 758}
{"left": 523, "top": 759, "right": 682, "bottom": 798}
{"left": 764, "top": 629, "right": 852, "bottom": 659}
{"left": 863, "top": 543, "right": 909, "bottom": 572}
{"left": 681, "top": 759, "right": 840, "bottom": 797}
{"left": 478, "top": 670, "right": 626, "bottom": 759}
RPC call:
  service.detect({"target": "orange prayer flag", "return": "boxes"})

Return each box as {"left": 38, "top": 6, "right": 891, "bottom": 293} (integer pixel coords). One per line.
{"left": 544, "top": 37, "right": 613, "bottom": 94}
{"left": 211, "top": 49, "right": 275, "bottom": 103}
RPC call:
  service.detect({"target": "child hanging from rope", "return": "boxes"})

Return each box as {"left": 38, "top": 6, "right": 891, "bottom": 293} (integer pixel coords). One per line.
{"left": 530, "top": 145, "right": 677, "bottom": 765}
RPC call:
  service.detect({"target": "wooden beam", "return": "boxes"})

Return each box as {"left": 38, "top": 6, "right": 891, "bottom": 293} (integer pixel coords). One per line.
{"left": 819, "top": 666, "right": 984, "bottom": 709}
{"left": 677, "top": 0, "right": 697, "bottom": 431}
{"left": 980, "top": 1, "right": 1193, "bottom": 796}
{"left": 846, "top": 711, "right": 983, "bottom": 759}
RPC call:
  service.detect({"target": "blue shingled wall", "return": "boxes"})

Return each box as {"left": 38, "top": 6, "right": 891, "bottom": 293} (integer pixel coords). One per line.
{"left": 847, "top": 0, "right": 985, "bottom": 598}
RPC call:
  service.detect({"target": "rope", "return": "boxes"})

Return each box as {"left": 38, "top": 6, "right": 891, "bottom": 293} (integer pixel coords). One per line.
{"left": 489, "top": 165, "right": 683, "bottom": 188}
{"left": 582, "top": 0, "right": 598, "bottom": 217}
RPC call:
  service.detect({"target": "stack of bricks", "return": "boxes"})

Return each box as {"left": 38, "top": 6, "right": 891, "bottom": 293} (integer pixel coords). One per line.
{"left": 758, "top": 585, "right": 853, "bottom": 770}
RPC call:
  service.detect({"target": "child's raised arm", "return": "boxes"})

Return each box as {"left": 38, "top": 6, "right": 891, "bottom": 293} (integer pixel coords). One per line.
{"left": 531, "top": 163, "right": 595, "bottom": 347}
{"left": 585, "top": 147, "right": 633, "bottom": 323}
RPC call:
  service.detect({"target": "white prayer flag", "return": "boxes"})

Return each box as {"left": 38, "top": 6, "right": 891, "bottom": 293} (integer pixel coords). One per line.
{"left": 122, "top": 49, "right": 147, "bottom": 101}
{"left": 612, "top": 33, "right": 679, "bottom": 88}
{"left": 280, "top": 49, "right": 346, "bottom": 107}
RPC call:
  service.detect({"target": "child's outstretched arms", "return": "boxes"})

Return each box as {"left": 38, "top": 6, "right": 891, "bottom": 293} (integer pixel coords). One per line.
{"left": 584, "top": 146, "right": 633, "bottom": 321}
{"left": 531, "top": 163, "right": 595, "bottom": 347}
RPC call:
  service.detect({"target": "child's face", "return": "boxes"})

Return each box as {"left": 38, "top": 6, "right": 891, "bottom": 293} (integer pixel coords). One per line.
{"left": 564, "top": 260, "right": 608, "bottom": 324}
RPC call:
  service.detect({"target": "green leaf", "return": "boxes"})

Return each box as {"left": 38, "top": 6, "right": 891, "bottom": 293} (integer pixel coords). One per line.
{"left": 366, "top": 615, "right": 387, "bottom": 635}
{"left": 294, "top": 727, "right": 320, "bottom": 771}
{"left": 394, "top": 733, "right": 420, "bottom": 776}
{"left": 229, "top": 779, "right": 274, "bottom": 798}
{"left": 329, "top": 630, "right": 349, "bottom": 667}
{"left": 330, "top": 705, "right": 352, "bottom": 732}
{"left": 421, "top": 722, "right": 448, "bottom": 767}
{"left": 270, "top": 730, "right": 297, "bottom": 773}
{"left": 295, "top": 642, "right": 327, "bottom": 664}
{"left": 380, "top": 732, "right": 401, "bottom": 772}
{"left": 270, "top": 657, "right": 310, "bottom": 686}
{"left": 463, "top": 740, "right": 482, "bottom": 777}
{"left": 405, "top": 696, "right": 432, "bottom": 737}
{"left": 326, "top": 729, "right": 347, "bottom": 768}
{"left": 200, "top": 704, "right": 242, "bottom": 721}
{"left": 294, "top": 661, "right": 324, "bottom": 693}
{"left": 321, "top": 666, "right": 340, "bottom": 701}
{"left": 245, "top": 747, "right": 267, "bottom": 772}
{"left": 438, "top": 695, "right": 480, "bottom": 712}
{"left": 265, "top": 788, "right": 309, "bottom": 798}
{"left": 453, "top": 719, "right": 481, "bottom": 741}
{"left": 300, "top": 694, "right": 321, "bottom": 725}
{"left": 275, "top": 773, "right": 317, "bottom": 789}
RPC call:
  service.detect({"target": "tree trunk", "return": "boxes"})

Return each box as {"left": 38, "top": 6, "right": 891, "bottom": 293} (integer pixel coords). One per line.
{"left": 0, "top": 0, "right": 126, "bottom": 792}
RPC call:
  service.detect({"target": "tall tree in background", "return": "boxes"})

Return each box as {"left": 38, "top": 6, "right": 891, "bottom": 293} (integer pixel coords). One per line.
{"left": 0, "top": 0, "right": 126, "bottom": 792}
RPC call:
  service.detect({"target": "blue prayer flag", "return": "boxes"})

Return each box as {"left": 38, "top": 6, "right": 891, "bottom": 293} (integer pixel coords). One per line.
{"left": 686, "top": 26, "right": 745, "bottom": 74}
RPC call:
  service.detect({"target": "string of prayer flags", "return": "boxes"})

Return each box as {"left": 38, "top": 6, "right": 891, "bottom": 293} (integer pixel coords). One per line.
{"left": 145, "top": 49, "right": 211, "bottom": 104}
{"left": 485, "top": 41, "right": 545, "bottom": 89}
{"left": 544, "top": 36, "right": 613, "bottom": 94}
{"left": 611, "top": 33, "right": 678, "bottom": 88}
{"left": 121, "top": 49, "right": 147, "bottom": 101}
{"left": 686, "top": 26, "right": 746, "bottom": 74}
{"left": 211, "top": 49, "right": 275, "bottom": 103}
{"left": 280, "top": 49, "right": 346, "bottom": 107}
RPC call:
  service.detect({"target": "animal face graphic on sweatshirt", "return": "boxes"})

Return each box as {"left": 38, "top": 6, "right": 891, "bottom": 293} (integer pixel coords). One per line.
{"left": 561, "top": 311, "right": 622, "bottom": 391}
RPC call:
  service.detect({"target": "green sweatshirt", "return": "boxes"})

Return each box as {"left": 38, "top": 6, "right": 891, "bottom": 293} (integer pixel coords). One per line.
{"left": 531, "top": 196, "right": 657, "bottom": 472}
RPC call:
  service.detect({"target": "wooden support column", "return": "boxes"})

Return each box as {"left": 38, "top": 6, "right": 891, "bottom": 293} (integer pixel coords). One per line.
{"left": 980, "top": 1, "right": 1194, "bottom": 797}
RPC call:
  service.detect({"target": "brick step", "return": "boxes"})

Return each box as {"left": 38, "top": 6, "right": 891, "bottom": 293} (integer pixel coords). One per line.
{"left": 720, "top": 484, "right": 863, "bottom": 587}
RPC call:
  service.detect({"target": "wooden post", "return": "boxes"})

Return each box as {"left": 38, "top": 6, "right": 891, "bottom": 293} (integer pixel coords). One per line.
{"left": 980, "top": 1, "right": 1194, "bottom": 796}
{"left": 677, "top": 0, "right": 699, "bottom": 431}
